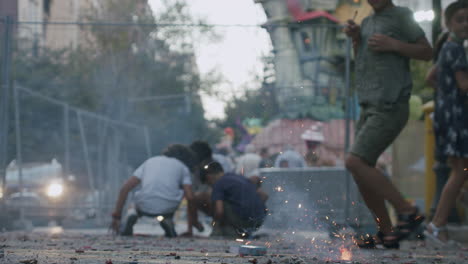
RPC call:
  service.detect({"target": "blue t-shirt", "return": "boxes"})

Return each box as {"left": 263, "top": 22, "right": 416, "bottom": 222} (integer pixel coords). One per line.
{"left": 211, "top": 173, "right": 266, "bottom": 222}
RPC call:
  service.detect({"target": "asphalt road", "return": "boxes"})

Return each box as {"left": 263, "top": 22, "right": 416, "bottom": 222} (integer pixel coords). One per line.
{"left": 1, "top": 223, "right": 467, "bottom": 264}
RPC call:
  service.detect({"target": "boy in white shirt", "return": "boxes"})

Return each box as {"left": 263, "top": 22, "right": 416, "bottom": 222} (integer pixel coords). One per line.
{"left": 110, "top": 144, "right": 196, "bottom": 237}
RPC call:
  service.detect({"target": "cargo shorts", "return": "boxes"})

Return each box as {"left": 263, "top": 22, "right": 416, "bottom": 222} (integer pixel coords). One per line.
{"left": 350, "top": 100, "right": 409, "bottom": 167}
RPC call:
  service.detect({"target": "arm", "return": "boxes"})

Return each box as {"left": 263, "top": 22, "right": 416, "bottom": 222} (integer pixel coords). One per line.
{"left": 110, "top": 176, "right": 141, "bottom": 233}
{"left": 113, "top": 176, "right": 141, "bottom": 217}
{"left": 425, "top": 65, "right": 438, "bottom": 89}
{"left": 343, "top": 20, "right": 361, "bottom": 56}
{"left": 183, "top": 184, "right": 195, "bottom": 235}
{"left": 455, "top": 71, "right": 468, "bottom": 93}
{"left": 213, "top": 200, "right": 224, "bottom": 222}
{"left": 368, "top": 36, "right": 432, "bottom": 61}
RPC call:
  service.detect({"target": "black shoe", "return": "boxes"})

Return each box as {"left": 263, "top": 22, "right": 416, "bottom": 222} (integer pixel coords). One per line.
{"left": 397, "top": 207, "right": 425, "bottom": 240}
{"left": 160, "top": 217, "right": 177, "bottom": 238}
{"left": 355, "top": 231, "right": 400, "bottom": 249}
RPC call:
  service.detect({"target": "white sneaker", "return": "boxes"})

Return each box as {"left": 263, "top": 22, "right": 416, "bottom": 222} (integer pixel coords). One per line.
{"left": 423, "top": 222, "right": 457, "bottom": 248}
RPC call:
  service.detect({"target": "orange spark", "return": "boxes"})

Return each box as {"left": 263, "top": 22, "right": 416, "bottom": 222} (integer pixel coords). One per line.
{"left": 340, "top": 246, "right": 352, "bottom": 261}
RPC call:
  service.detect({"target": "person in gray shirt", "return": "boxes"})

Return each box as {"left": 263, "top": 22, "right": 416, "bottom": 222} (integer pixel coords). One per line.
{"left": 110, "top": 144, "right": 196, "bottom": 238}
{"left": 344, "top": 0, "right": 432, "bottom": 249}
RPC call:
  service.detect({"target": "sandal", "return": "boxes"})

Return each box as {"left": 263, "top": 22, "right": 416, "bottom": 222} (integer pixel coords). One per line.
{"left": 424, "top": 222, "right": 462, "bottom": 248}
{"left": 355, "top": 231, "right": 400, "bottom": 249}
{"left": 396, "top": 207, "right": 425, "bottom": 240}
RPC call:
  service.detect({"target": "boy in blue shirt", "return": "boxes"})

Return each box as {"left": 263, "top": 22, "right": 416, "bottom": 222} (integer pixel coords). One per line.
{"left": 199, "top": 161, "right": 267, "bottom": 238}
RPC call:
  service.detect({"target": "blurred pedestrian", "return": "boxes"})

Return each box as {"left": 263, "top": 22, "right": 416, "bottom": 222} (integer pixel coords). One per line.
{"left": 236, "top": 144, "right": 261, "bottom": 178}
{"left": 301, "top": 123, "right": 325, "bottom": 167}
{"left": 110, "top": 144, "right": 196, "bottom": 238}
{"left": 259, "top": 147, "right": 273, "bottom": 168}
{"left": 213, "top": 147, "right": 235, "bottom": 174}
{"left": 424, "top": 0, "right": 468, "bottom": 245}
{"left": 190, "top": 140, "right": 234, "bottom": 174}
{"left": 344, "top": 0, "right": 432, "bottom": 249}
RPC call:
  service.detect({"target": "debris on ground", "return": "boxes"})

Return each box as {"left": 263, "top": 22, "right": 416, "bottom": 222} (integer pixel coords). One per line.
{"left": 19, "top": 259, "right": 38, "bottom": 264}
{"left": 0, "top": 230, "right": 466, "bottom": 264}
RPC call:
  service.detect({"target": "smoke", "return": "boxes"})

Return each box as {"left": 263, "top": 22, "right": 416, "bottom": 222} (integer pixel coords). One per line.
{"left": 256, "top": 168, "right": 375, "bottom": 260}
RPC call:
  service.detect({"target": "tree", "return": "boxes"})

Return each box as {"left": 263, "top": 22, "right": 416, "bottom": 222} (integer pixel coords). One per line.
{"left": 219, "top": 54, "right": 279, "bottom": 147}
{"left": 8, "top": 0, "right": 222, "bottom": 175}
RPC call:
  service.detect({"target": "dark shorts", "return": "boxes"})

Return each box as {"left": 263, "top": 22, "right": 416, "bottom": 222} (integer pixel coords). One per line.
{"left": 350, "top": 100, "right": 409, "bottom": 166}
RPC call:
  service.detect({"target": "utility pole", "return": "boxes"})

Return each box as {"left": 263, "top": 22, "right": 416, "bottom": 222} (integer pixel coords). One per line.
{"left": 0, "top": 16, "right": 13, "bottom": 204}
{"left": 432, "top": 0, "right": 442, "bottom": 45}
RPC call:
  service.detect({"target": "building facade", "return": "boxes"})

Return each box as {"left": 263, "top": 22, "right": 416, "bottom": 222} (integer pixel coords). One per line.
{"left": 1, "top": 0, "right": 152, "bottom": 51}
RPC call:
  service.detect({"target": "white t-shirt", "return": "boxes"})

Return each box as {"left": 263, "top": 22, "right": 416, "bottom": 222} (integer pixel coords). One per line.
{"left": 133, "top": 156, "right": 192, "bottom": 215}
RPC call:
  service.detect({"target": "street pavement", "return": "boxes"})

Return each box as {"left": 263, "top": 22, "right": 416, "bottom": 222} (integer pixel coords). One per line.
{"left": 1, "top": 220, "right": 467, "bottom": 264}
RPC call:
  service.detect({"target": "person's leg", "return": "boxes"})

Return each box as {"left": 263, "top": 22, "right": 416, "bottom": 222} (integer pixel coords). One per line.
{"left": 120, "top": 212, "right": 139, "bottom": 236}
{"left": 432, "top": 161, "right": 459, "bottom": 222}
{"left": 210, "top": 202, "right": 246, "bottom": 238}
{"left": 347, "top": 155, "right": 414, "bottom": 213}
{"left": 346, "top": 155, "right": 412, "bottom": 234}
{"left": 346, "top": 102, "right": 417, "bottom": 241}
{"left": 136, "top": 209, "right": 177, "bottom": 238}
{"left": 159, "top": 213, "right": 177, "bottom": 238}
{"left": 429, "top": 158, "right": 468, "bottom": 241}
{"left": 210, "top": 205, "right": 238, "bottom": 238}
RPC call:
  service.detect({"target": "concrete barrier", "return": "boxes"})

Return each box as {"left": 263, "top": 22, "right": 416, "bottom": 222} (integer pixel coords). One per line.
{"left": 259, "top": 167, "right": 375, "bottom": 234}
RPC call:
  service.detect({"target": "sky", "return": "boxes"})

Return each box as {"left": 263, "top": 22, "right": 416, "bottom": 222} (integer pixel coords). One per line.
{"left": 148, "top": 0, "right": 272, "bottom": 120}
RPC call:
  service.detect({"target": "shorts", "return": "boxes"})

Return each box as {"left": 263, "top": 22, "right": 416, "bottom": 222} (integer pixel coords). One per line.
{"left": 350, "top": 100, "right": 409, "bottom": 167}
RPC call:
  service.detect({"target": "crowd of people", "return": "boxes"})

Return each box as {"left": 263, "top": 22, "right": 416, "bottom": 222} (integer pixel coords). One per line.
{"left": 108, "top": 0, "right": 468, "bottom": 250}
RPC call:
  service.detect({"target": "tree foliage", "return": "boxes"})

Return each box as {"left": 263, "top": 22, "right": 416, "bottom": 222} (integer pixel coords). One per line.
{"left": 7, "top": 0, "right": 221, "bottom": 171}
{"left": 219, "top": 55, "right": 279, "bottom": 146}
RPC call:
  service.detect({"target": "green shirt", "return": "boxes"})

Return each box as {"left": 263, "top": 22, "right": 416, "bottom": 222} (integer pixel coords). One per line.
{"left": 356, "top": 6, "right": 425, "bottom": 106}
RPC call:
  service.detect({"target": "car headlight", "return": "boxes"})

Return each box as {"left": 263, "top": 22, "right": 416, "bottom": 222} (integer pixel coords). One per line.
{"left": 47, "top": 183, "right": 64, "bottom": 198}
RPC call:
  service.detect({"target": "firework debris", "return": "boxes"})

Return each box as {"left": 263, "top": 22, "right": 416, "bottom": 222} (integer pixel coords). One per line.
{"left": 0, "top": 230, "right": 465, "bottom": 264}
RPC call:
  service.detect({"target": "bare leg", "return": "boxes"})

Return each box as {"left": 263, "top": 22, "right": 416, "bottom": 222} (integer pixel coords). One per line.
{"left": 346, "top": 155, "right": 414, "bottom": 233}
{"left": 432, "top": 158, "right": 468, "bottom": 228}
{"left": 353, "top": 179, "right": 393, "bottom": 233}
